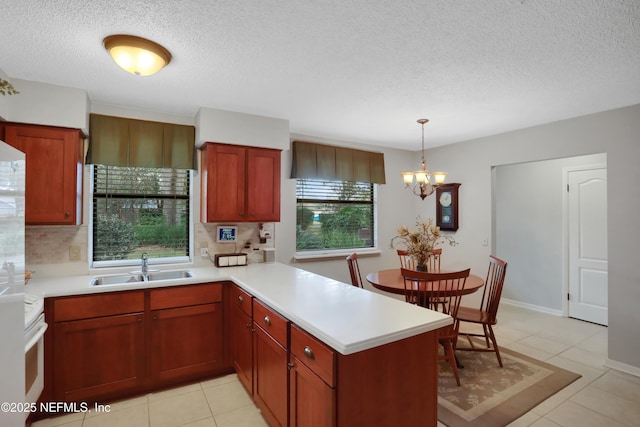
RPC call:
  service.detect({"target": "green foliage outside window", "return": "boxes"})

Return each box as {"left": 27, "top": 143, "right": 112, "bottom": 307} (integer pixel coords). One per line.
{"left": 296, "top": 180, "right": 374, "bottom": 251}
{"left": 94, "top": 214, "right": 135, "bottom": 260}
{"left": 92, "top": 165, "right": 190, "bottom": 263}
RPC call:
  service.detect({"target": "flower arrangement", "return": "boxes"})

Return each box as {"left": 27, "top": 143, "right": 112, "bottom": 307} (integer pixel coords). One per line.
{"left": 0, "top": 79, "right": 19, "bottom": 96}
{"left": 390, "top": 217, "right": 457, "bottom": 269}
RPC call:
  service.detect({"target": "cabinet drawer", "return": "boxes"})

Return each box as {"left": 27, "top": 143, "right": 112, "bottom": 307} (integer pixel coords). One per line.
{"left": 253, "top": 299, "right": 288, "bottom": 348}
{"left": 230, "top": 284, "right": 253, "bottom": 317}
{"left": 150, "top": 283, "right": 222, "bottom": 310}
{"left": 291, "top": 324, "right": 336, "bottom": 387}
{"left": 53, "top": 291, "right": 145, "bottom": 322}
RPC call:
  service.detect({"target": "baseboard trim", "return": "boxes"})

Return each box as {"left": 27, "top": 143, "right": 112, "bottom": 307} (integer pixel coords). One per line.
{"left": 501, "top": 298, "right": 563, "bottom": 316}
{"left": 605, "top": 359, "right": 640, "bottom": 378}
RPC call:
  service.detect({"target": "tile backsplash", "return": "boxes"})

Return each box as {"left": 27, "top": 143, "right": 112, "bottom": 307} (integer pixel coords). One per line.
{"left": 26, "top": 225, "right": 88, "bottom": 265}
{"left": 195, "top": 222, "right": 275, "bottom": 264}
{"left": 25, "top": 222, "right": 275, "bottom": 276}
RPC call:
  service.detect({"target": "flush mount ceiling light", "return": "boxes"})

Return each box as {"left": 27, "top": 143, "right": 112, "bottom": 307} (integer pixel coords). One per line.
{"left": 401, "top": 119, "right": 447, "bottom": 200}
{"left": 103, "top": 34, "right": 172, "bottom": 76}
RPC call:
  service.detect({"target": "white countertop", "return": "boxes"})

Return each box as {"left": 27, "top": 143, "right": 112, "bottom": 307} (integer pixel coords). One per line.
{"left": 25, "top": 262, "right": 451, "bottom": 355}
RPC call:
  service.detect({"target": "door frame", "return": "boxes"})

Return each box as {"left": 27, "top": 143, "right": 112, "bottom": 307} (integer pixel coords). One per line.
{"left": 561, "top": 163, "right": 607, "bottom": 318}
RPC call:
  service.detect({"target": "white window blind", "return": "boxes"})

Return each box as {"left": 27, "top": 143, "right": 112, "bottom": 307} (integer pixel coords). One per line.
{"left": 296, "top": 179, "right": 375, "bottom": 251}
{"left": 92, "top": 165, "right": 190, "bottom": 263}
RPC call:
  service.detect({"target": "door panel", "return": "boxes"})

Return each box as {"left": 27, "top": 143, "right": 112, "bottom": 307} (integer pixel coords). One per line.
{"left": 568, "top": 167, "right": 608, "bottom": 325}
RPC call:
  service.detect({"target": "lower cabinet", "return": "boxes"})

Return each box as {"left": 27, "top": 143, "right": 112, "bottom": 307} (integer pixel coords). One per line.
{"left": 229, "top": 285, "right": 254, "bottom": 394}
{"left": 45, "top": 283, "right": 229, "bottom": 404}
{"left": 53, "top": 312, "right": 146, "bottom": 402}
{"left": 289, "top": 324, "right": 336, "bottom": 427}
{"left": 150, "top": 284, "right": 225, "bottom": 385}
{"left": 289, "top": 355, "right": 336, "bottom": 427}
{"left": 49, "top": 290, "right": 146, "bottom": 403}
{"left": 45, "top": 281, "right": 440, "bottom": 426}
{"left": 233, "top": 286, "right": 439, "bottom": 427}
{"left": 252, "top": 299, "right": 289, "bottom": 427}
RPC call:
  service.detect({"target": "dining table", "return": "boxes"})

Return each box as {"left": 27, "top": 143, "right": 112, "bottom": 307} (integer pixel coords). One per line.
{"left": 366, "top": 268, "right": 485, "bottom": 297}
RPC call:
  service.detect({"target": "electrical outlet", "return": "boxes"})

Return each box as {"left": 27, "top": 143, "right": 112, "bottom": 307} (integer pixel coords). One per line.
{"left": 200, "top": 247, "right": 209, "bottom": 257}
{"left": 69, "top": 245, "right": 81, "bottom": 261}
{"left": 482, "top": 238, "right": 489, "bottom": 247}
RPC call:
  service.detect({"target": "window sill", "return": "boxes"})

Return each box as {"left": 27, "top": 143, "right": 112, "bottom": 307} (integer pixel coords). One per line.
{"left": 293, "top": 248, "right": 381, "bottom": 262}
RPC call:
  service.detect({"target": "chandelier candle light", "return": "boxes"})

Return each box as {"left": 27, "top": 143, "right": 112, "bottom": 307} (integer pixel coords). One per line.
{"left": 402, "top": 119, "right": 447, "bottom": 199}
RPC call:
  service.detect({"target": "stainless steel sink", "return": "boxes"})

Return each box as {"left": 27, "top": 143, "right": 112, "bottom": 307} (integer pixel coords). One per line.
{"left": 91, "top": 274, "right": 145, "bottom": 286}
{"left": 91, "top": 270, "right": 192, "bottom": 286}
{"left": 147, "top": 270, "right": 192, "bottom": 281}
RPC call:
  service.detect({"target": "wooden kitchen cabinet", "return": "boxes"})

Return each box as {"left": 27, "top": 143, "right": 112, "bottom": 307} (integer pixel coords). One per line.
{"left": 289, "top": 325, "right": 336, "bottom": 427}
{"left": 45, "top": 284, "right": 230, "bottom": 405}
{"left": 200, "top": 142, "right": 281, "bottom": 222}
{"left": 0, "top": 122, "right": 84, "bottom": 225}
{"left": 149, "top": 284, "right": 225, "bottom": 386}
{"left": 253, "top": 299, "right": 289, "bottom": 427}
{"left": 49, "top": 291, "right": 146, "bottom": 403}
{"left": 229, "top": 286, "right": 439, "bottom": 427}
{"left": 230, "top": 284, "right": 254, "bottom": 394}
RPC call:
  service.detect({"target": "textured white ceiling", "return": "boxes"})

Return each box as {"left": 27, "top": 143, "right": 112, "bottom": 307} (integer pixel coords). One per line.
{"left": 1, "top": 0, "right": 639, "bottom": 150}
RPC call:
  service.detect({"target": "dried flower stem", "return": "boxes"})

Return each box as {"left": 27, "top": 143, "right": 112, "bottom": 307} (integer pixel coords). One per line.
{"left": 390, "top": 217, "right": 457, "bottom": 266}
{"left": 0, "top": 79, "right": 19, "bottom": 96}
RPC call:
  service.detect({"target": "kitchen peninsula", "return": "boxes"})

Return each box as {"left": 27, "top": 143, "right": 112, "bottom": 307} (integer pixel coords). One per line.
{"left": 27, "top": 262, "right": 450, "bottom": 426}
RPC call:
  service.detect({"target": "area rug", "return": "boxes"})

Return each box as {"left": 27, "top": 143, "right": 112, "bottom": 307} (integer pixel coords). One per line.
{"left": 437, "top": 345, "right": 581, "bottom": 427}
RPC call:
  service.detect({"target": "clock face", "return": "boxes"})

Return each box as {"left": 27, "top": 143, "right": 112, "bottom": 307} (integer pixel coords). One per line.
{"left": 439, "top": 192, "right": 452, "bottom": 207}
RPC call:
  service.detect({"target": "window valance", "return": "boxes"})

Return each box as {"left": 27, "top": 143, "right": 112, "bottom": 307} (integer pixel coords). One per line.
{"left": 290, "top": 140, "right": 386, "bottom": 184}
{"left": 88, "top": 114, "right": 196, "bottom": 169}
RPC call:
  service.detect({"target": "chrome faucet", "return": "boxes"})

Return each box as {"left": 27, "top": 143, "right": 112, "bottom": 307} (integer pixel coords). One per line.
{"left": 141, "top": 253, "right": 149, "bottom": 275}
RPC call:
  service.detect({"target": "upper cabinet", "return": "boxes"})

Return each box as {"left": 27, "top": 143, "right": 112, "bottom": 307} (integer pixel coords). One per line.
{"left": 0, "top": 123, "right": 84, "bottom": 225}
{"left": 201, "top": 142, "right": 281, "bottom": 223}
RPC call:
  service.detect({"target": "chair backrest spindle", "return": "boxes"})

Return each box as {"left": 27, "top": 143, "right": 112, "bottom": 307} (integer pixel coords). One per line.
{"left": 479, "top": 255, "right": 508, "bottom": 323}
{"left": 397, "top": 248, "right": 442, "bottom": 272}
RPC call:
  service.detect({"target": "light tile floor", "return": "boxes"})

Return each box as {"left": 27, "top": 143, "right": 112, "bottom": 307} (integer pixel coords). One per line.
{"left": 32, "top": 304, "right": 640, "bottom": 427}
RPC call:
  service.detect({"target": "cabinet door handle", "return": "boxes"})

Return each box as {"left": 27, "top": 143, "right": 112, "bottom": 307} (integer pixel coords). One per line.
{"left": 153, "top": 315, "right": 158, "bottom": 321}
{"left": 238, "top": 295, "right": 243, "bottom": 303}
{"left": 263, "top": 315, "right": 271, "bottom": 326}
{"left": 245, "top": 323, "right": 251, "bottom": 329}
{"left": 239, "top": 212, "right": 245, "bottom": 217}
{"left": 287, "top": 362, "right": 294, "bottom": 370}
{"left": 64, "top": 212, "right": 71, "bottom": 218}
{"left": 303, "top": 346, "right": 315, "bottom": 360}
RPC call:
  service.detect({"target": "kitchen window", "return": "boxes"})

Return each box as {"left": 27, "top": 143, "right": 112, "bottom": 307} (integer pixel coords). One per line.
{"left": 296, "top": 179, "right": 376, "bottom": 252}
{"left": 91, "top": 164, "right": 191, "bottom": 266}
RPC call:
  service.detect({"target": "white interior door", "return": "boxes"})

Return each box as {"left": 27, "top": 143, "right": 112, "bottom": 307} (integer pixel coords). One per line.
{"left": 568, "top": 167, "right": 608, "bottom": 325}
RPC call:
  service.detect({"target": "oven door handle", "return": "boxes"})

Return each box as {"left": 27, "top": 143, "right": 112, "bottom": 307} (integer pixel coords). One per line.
{"left": 25, "top": 322, "right": 48, "bottom": 353}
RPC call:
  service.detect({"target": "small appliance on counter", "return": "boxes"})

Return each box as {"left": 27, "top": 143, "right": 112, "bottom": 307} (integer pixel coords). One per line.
{"left": 214, "top": 253, "right": 248, "bottom": 267}
{"left": 262, "top": 247, "right": 275, "bottom": 263}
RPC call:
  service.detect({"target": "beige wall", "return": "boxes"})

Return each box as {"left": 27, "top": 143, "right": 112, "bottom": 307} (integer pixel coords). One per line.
{"left": 5, "top": 77, "right": 639, "bottom": 374}
{"left": 419, "top": 104, "right": 640, "bottom": 374}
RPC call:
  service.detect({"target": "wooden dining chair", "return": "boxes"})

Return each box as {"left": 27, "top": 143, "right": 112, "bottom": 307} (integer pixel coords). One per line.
{"left": 401, "top": 268, "right": 470, "bottom": 386}
{"left": 346, "top": 253, "right": 365, "bottom": 288}
{"left": 456, "top": 255, "right": 508, "bottom": 367}
{"left": 396, "top": 249, "right": 414, "bottom": 270}
{"left": 427, "top": 248, "right": 442, "bottom": 272}
{"left": 397, "top": 248, "right": 442, "bottom": 272}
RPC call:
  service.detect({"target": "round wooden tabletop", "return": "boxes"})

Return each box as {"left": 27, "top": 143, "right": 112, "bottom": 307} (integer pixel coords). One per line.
{"left": 366, "top": 269, "right": 485, "bottom": 296}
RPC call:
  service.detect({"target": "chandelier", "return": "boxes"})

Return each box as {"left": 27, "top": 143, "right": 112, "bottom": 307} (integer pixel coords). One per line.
{"left": 401, "top": 119, "right": 446, "bottom": 200}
